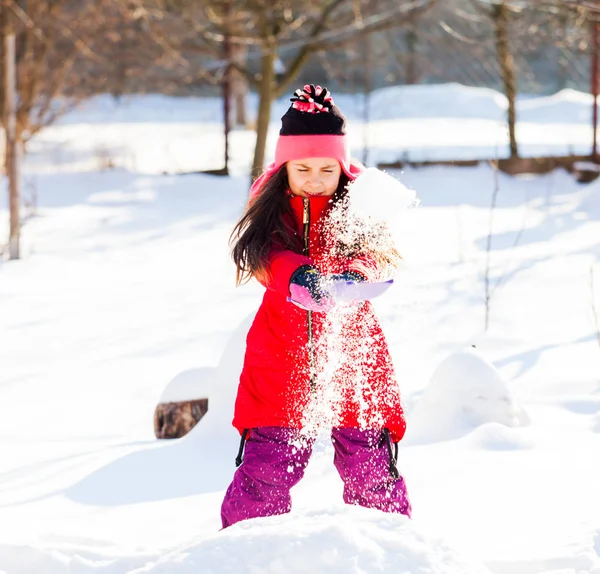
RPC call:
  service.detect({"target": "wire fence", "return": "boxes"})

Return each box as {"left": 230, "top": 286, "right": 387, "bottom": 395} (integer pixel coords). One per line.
{"left": 301, "top": 0, "right": 593, "bottom": 96}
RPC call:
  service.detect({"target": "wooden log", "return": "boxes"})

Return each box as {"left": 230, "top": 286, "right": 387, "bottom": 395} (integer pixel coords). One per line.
{"left": 573, "top": 161, "right": 600, "bottom": 183}
{"left": 154, "top": 398, "right": 208, "bottom": 439}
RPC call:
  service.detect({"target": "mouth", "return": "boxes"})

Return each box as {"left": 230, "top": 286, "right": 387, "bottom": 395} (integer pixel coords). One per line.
{"left": 304, "top": 190, "right": 325, "bottom": 196}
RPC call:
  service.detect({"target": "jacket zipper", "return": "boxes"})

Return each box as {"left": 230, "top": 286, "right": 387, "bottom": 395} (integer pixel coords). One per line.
{"left": 302, "top": 198, "right": 316, "bottom": 393}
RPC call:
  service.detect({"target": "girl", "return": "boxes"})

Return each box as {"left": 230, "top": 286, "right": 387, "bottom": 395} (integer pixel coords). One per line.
{"left": 221, "top": 85, "right": 411, "bottom": 528}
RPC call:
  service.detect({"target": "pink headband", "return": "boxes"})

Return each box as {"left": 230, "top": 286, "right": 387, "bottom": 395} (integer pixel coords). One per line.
{"left": 249, "top": 134, "right": 364, "bottom": 199}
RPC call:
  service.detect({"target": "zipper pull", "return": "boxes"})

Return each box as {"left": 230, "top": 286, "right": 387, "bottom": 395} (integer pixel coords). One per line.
{"left": 303, "top": 198, "right": 309, "bottom": 224}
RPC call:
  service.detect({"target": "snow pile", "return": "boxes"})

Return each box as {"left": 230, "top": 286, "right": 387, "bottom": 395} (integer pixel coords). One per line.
{"left": 132, "top": 508, "right": 491, "bottom": 574}
{"left": 186, "top": 312, "right": 255, "bottom": 438}
{"left": 59, "top": 94, "right": 225, "bottom": 125}
{"left": 518, "top": 88, "right": 595, "bottom": 124}
{"left": 368, "top": 83, "right": 507, "bottom": 121}
{"left": 158, "top": 367, "right": 216, "bottom": 403}
{"left": 58, "top": 84, "right": 597, "bottom": 128}
{"left": 406, "top": 347, "right": 530, "bottom": 444}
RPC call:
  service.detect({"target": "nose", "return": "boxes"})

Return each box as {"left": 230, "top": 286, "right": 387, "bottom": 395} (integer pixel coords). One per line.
{"left": 306, "top": 173, "right": 321, "bottom": 188}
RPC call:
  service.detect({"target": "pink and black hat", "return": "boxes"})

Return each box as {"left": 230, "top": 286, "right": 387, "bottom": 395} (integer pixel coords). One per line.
{"left": 250, "top": 84, "right": 363, "bottom": 198}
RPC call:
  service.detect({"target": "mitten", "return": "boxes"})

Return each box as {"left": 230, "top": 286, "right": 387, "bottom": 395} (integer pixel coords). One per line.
{"left": 323, "top": 271, "right": 370, "bottom": 306}
{"left": 326, "top": 271, "right": 366, "bottom": 283}
{"left": 288, "top": 265, "right": 333, "bottom": 312}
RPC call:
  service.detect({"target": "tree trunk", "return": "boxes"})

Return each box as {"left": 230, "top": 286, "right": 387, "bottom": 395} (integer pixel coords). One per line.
{"left": 251, "top": 34, "right": 276, "bottom": 181}
{"left": 4, "top": 28, "right": 20, "bottom": 259}
{"left": 231, "top": 43, "right": 248, "bottom": 127}
{"left": 362, "top": 35, "right": 371, "bottom": 165}
{"left": 592, "top": 17, "right": 599, "bottom": 161}
{"left": 405, "top": 24, "right": 418, "bottom": 84}
{"left": 222, "top": 0, "right": 232, "bottom": 175}
{"left": 493, "top": 1, "right": 518, "bottom": 159}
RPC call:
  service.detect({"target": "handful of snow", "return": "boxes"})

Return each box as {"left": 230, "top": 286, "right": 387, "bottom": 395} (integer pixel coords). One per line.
{"left": 348, "top": 167, "right": 419, "bottom": 224}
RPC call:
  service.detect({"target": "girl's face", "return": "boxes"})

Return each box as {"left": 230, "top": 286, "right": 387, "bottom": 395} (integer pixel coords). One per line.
{"left": 286, "top": 157, "right": 342, "bottom": 198}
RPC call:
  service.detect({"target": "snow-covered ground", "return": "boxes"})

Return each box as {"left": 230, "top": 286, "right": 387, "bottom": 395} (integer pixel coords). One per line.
{"left": 1, "top": 83, "right": 600, "bottom": 573}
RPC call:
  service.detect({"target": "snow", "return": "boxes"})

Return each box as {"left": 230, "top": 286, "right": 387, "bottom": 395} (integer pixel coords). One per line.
{"left": 1, "top": 83, "right": 600, "bottom": 573}
{"left": 366, "top": 82, "right": 508, "bottom": 121}
{"left": 518, "top": 88, "right": 597, "bottom": 125}
{"left": 33, "top": 83, "right": 600, "bottom": 175}
{"left": 158, "top": 368, "right": 216, "bottom": 403}
{"left": 406, "top": 347, "right": 530, "bottom": 445}
{"left": 348, "top": 167, "right": 419, "bottom": 224}
{"left": 131, "top": 509, "right": 492, "bottom": 574}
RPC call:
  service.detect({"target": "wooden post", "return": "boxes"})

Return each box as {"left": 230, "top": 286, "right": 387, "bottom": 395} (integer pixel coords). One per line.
{"left": 5, "top": 30, "right": 20, "bottom": 260}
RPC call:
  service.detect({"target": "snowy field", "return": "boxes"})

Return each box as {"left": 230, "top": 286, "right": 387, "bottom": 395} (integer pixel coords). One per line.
{"left": 1, "top": 83, "right": 600, "bottom": 573}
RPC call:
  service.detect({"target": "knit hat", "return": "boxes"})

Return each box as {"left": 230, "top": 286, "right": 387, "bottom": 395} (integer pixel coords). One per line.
{"left": 249, "top": 84, "right": 363, "bottom": 198}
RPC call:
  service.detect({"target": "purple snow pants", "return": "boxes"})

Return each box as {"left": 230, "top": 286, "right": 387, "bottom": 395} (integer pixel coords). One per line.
{"left": 220, "top": 427, "right": 411, "bottom": 529}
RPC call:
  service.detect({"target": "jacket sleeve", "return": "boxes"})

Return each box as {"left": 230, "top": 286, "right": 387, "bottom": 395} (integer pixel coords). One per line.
{"left": 257, "top": 248, "right": 313, "bottom": 296}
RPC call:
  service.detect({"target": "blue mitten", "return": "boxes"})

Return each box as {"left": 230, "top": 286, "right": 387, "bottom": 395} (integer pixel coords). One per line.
{"left": 326, "top": 271, "right": 366, "bottom": 283}
{"left": 288, "top": 265, "right": 333, "bottom": 312}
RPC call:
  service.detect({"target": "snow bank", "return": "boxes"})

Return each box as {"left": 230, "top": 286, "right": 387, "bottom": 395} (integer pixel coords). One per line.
{"left": 56, "top": 84, "right": 598, "bottom": 130}
{"left": 130, "top": 508, "right": 492, "bottom": 574}
{"left": 368, "top": 83, "right": 507, "bottom": 121}
{"left": 0, "top": 509, "right": 492, "bottom": 574}
{"left": 158, "top": 367, "right": 216, "bottom": 403}
{"left": 58, "top": 94, "right": 224, "bottom": 125}
{"left": 186, "top": 312, "right": 254, "bottom": 438}
{"left": 58, "top": 83, "right": 509, "bottom": 128}
{"left": 406, "top": 347, "right": 530, "bottom": 444}
{"left": 518, "top": 88, "right": 595, "bottom": 124}
{"left": 593, "top": 412, "right": 600, "bottom": 433}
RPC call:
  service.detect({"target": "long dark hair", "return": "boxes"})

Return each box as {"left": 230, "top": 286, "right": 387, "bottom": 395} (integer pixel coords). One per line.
{"left": 230, "top": 164, "right": 350, "bottom": 285}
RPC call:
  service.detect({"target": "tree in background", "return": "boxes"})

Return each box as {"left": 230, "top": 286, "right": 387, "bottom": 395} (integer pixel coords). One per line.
{"left": 491, "top": 1, "right": 518, "bottom": 159}
{"left": 0, "top": 0, "right": 141, "bottom": 146}
{"left": 142, "top": 0, "right": 437, "bottom": 178}
{"left": 440, "top": 0, "right": 587, "bottom": 162}
{"left": 0, "top": 0, "right": 150, "bottom": 259}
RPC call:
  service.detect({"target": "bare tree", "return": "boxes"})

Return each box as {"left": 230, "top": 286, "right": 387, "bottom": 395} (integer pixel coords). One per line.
{"left": 137, "top": 0, "right": 437, "bottom": 178}
{"left": 0, "top": 0, "right": 146, "bottom": 145}
{"left": 0, "top": 0, "right": 152, "bottom": 259}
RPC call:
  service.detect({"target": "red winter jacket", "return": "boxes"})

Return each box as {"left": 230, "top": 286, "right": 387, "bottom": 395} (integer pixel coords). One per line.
{"left": 232, "top": 194, "right": 406, "bottom": 442}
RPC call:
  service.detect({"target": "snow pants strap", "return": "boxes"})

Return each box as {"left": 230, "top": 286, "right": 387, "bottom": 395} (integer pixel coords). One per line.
{"left": 235, "top": 429, "right": 249, "bottom": 467}
{"left": 383, "top": 428, "right": 400, "bottom": 478}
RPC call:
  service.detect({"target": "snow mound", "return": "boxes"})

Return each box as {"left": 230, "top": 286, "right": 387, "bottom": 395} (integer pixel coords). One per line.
{"left": 518, "top": 89, "right": 595, "bottom": 124}
{"left": 131, "top": 508, "right": 492, "bottom": 574}
{"left": 349, "top": 168, "right": 419, "bottom": 224}
{"left": 158, "top": 367, "right": 216, "bottom": 403}
{"left": 406, "top": 347, "right": 530, "bottom": 444}
{"left": 464, "top": 422, "right": 534, "bottom": 451}
{"left": 61, "top": 94, "right": 224, "bottom": 125}
{"left": 592, "top": 412, "right": 600, "bottom": 433}
{"left": 368, "top": 83, "right": 507, "bottom": 121}
{"left": 187, "top": 311, "right": 255, "bottom": 439}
